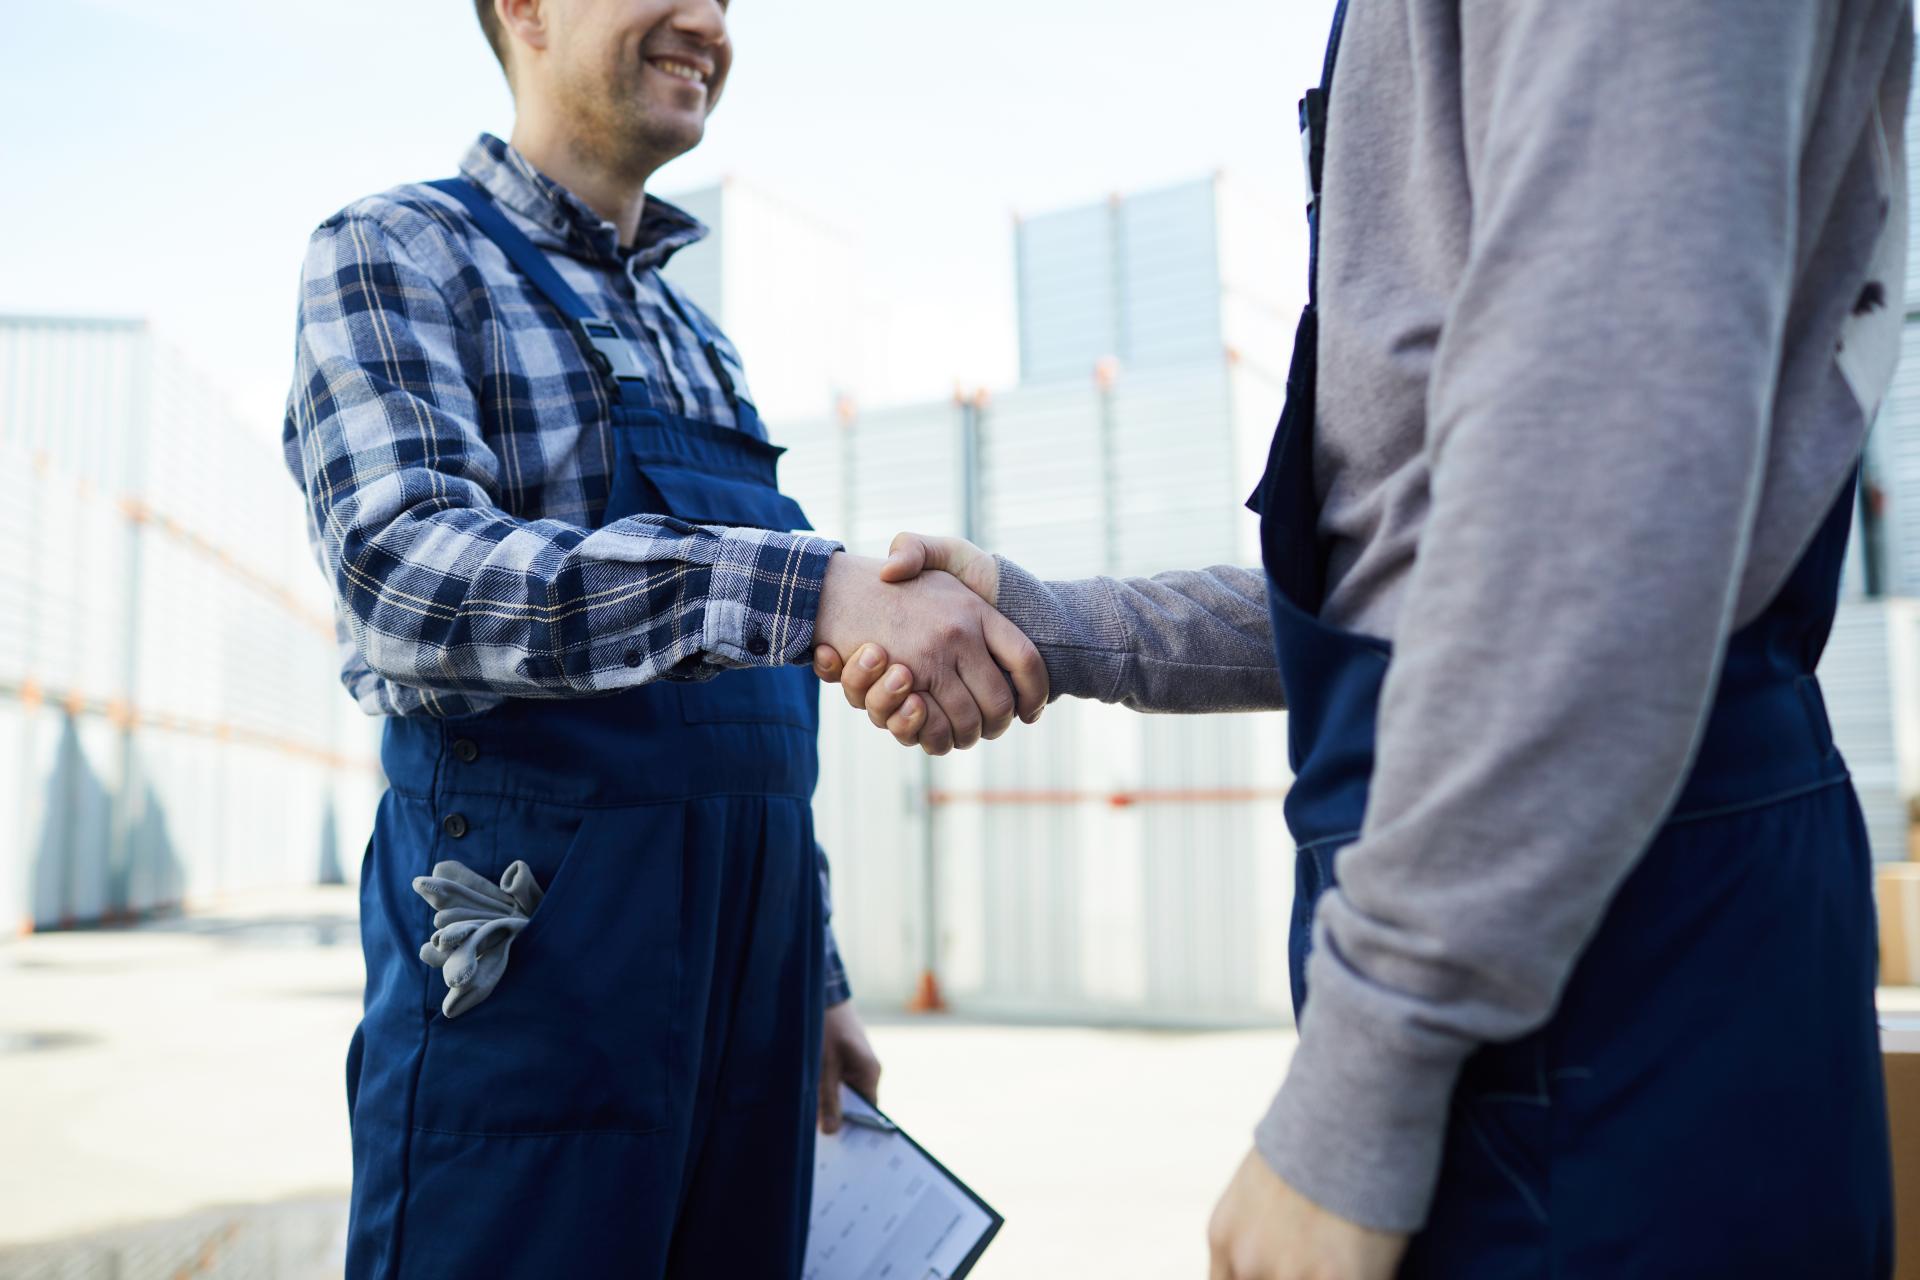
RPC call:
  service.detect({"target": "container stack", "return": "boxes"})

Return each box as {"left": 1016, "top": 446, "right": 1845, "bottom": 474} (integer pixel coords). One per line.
{"left": 0, "top": 315, "right": 383, "bottom": 935}
{"left": 716, "top": 177, "right": 1302, "bottom": 1024}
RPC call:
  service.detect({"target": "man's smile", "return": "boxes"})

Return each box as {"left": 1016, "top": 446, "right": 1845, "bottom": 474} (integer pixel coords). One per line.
{"left": 648, "top": 56, "right": 711, "bottom": 89}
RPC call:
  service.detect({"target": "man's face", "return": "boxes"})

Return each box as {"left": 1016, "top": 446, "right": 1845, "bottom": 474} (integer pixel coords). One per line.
{"left": 538, "top": 0, "right": 732, "bottom": 175}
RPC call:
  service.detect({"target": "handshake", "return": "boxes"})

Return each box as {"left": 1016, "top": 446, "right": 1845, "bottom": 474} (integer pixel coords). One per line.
{"left": 811, "top": 533, "right": 1042, "bottom": 755}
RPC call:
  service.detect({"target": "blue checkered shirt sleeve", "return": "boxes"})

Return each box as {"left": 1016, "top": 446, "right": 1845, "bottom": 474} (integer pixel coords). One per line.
{"left": 285, "top": 212, "right": 839, "bottom": 708}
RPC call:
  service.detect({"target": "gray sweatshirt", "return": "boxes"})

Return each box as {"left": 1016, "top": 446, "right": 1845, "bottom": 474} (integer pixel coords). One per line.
{"left": 992, "top": 0, "right": 1913, "bottom": 1234}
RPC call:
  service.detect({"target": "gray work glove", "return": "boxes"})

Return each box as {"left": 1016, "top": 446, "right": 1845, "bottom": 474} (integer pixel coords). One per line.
{"left": 411, "top": 859, "right": 545, "bottom": 1019}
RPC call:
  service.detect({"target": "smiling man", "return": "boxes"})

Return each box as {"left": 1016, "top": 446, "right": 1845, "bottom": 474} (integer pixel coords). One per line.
{"left": 281, "top": 1, "right": 1045, "bottom": 1277}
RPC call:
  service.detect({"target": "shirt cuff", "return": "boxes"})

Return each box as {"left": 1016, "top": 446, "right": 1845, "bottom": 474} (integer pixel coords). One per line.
{"left": 1253, "top": 967, "right": 1472, "bottom": 1235}
{"left": 991, "top": 557, "right": 1131, "bottom": 703}
{"left": 823, "top": 920, "right": 853, "bottom": 1007}
{"left": 700, "top": 530, "right": 841, "bottom": 668}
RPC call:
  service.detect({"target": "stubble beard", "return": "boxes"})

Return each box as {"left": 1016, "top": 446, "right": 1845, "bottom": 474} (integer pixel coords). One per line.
{"left": 559, "top": 57, "right": 701, "bottom": 187}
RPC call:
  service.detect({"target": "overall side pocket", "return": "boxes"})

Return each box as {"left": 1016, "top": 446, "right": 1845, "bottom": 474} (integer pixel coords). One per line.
{"left": 411, "top": 804, "right": 684, "bottom": 1137}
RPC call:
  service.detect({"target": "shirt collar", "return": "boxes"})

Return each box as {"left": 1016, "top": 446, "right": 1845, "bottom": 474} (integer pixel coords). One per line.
{"left": 457, "top": 133, "right": 708, "bottom": 274}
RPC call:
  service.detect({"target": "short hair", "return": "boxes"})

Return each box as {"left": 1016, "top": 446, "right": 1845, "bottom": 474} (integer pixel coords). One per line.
{"left": 474, "top": 0, "right": 508, "bottom": 74}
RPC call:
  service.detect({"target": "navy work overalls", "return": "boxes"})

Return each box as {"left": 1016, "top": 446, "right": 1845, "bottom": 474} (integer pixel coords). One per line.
{"left": 344, "top": 179, "right": 826, "bottom": 1279}
{"left": 1250, "top": 4, "right": 1894, "bottom": 1274}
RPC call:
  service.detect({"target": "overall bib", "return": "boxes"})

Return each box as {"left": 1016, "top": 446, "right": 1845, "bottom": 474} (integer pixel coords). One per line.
{"left": 343, "top": 179, "right": 826, "bottom": 1279}
{"left": 1249, "top": 4, "right": 1894, "bottom": 1273}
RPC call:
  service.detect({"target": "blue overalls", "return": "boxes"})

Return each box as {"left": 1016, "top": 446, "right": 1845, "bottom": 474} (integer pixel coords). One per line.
{"left": 1249, "top": 4, "right": 1895, "bottom": 1273}
{"left": 343, "top": 179, "right": 826, "bottom": 1279}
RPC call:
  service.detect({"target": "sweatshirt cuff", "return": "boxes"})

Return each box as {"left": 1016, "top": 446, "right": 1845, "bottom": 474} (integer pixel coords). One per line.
{"left": 1253, "top": 981, "right": 1472, "bottom": 1234}
{"left": 992, "top": 557, "right": 1131, "bottom": 703}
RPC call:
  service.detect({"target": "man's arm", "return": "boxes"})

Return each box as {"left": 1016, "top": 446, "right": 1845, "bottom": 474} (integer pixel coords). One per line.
{"left": 287, "top": 210, "right": 837, "bottom": 697}
{"left": 992, "top": 559, "right": 1281, "bottom": 713}
{"left": 288, "top": 212, "right": 1046, "bottom": 730}
{"left": 1258, "top": 0, "right": 1834, "bottom": 1234}
{"left": 814, "top": 534, "right": 1282, "bottom": 725}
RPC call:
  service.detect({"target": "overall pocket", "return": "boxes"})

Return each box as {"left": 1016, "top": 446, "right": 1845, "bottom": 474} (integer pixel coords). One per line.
{"left": 410, "top": 804, "right": 684, "bottom": 1137}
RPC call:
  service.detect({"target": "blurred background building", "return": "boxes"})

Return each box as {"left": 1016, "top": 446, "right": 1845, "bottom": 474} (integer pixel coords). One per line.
{"left": 0, "top": 316, "right": 383, "bottom": 937}
{"left": 674, "top": 175, "right": 1303, "bottom": 1023}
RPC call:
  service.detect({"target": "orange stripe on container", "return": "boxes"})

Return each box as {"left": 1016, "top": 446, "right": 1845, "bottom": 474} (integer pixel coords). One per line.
{"left": 930, "top": 786, "right": 1291, "bottom": 808}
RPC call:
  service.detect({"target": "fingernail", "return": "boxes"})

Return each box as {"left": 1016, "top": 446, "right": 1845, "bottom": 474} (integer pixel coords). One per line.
{"left": 859, "top": 646, "right": 883, "bottom": 669}
{"left": 887, "top": 669, "right": 909, "bottom": 692}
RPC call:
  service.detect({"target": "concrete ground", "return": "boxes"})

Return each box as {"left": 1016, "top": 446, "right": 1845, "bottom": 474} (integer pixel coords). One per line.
{"left": 0, "top": 887, "right": 1296, "bottom": 1279}
{"left": 1, "top": 889, "right": 1915, "bottom": 1280}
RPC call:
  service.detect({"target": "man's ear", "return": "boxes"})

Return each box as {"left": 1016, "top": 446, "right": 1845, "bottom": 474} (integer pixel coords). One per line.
{"left": 496, "top": 0, "right": 551, "bottom": 60}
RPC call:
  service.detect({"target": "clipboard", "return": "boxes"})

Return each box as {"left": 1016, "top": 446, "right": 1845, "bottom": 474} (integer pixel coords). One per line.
{"left": 805, "top": 1086, "right": 1004, "bottom": 1280}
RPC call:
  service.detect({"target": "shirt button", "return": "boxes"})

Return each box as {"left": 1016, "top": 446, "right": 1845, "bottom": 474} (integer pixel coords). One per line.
{"left": 452, "top": 738, "right": 479, "bottom": 764}
{"left": 442, "top": 814, "right": 469, "bottom": 840}
{"left": 747, "top": 634, "right": 771, "bottom": 657}
{"left": 624, "top": 649, "right": 643, "bottom": 668}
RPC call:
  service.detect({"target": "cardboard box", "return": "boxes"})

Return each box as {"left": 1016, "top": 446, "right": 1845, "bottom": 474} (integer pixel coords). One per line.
{"left": 1889, "top": 1017, "right": 1920, "bottom": 1280}
{"left": 1881, "top": 867, "right": 1920, "bottom": 987}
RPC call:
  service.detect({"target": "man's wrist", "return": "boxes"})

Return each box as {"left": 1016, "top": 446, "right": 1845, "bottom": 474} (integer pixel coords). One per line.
{"left": 814, "top": 550, "right": 883, "bottom": 657}
{"left": 1254, "top": 994, "right": 1468, "bottom": 1235}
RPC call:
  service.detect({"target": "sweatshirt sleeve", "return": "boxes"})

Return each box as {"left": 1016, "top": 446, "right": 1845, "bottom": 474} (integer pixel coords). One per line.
{"left": 992, "top": 559, "right": 1282, "bottom": 713}
{"left": 1255, "top": 0, "right": 1830, "bottom": 1233}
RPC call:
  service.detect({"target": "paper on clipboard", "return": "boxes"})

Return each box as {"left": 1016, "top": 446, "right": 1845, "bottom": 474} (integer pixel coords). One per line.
{"left": 805, "top": 1086, "right": 1003, "bottom": 1280}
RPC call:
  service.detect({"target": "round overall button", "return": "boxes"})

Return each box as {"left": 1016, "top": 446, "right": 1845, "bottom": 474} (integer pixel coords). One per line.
{"left": 623, "top": 649, "right": 642, "bottom": 668}
{"left": 442, "top": 813, "right": 469, "bottom": 840}
{"left": 747, "top": 633, "right": 770, "bottom": 657}
{"left": 451, "top": 738, "right": 479, "bottom": 764}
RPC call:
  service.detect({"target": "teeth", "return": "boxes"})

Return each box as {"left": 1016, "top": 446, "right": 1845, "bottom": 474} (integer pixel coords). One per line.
{"left": 655, "top": 60, "right": 706, "bottom": 85}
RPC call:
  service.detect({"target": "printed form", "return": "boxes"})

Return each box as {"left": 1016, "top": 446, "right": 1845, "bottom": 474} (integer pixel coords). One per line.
{"left": 804, "top": 1086, "right": 1001, "bottom": 1280}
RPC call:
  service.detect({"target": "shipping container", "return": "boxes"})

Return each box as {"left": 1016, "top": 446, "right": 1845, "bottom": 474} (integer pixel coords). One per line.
{"left": 0, "top": 316, "right": 384, "bottom": 933}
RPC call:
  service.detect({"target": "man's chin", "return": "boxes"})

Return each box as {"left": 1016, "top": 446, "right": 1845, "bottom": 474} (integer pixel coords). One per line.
{"left": 622, "top": 115, "right": 705, "bottom": 168}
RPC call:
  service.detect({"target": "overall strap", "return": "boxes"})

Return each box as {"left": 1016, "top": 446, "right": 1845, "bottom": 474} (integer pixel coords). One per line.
{"left": 655, "top": 278, "right": 749, "bottom": 422}
{"left": 1302, "top": 0, "right": 1350, "bottom": 304}
{"left": 426, "top": 177, "right": 647, "bottom": 389}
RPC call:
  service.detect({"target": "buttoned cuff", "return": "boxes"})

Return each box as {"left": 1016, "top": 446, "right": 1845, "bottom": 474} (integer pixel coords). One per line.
{"left": 701, "top": 531, "right": 841, "bottom": 668}
{"left": 1253, "top": 983, "right": 1471, "bottom": 1234}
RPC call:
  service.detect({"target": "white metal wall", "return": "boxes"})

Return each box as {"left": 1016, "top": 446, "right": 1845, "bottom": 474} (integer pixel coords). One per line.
{"left": 0, "top": 316, "right": 383, "bottom": 935}
{"left": 1823, "top": 600, "right": 1920, "bottom": 863}
{"left": 779, "top": 366, "right": 1295, "bottom": 1024}
{"left": 664, "top": 179, "right": 865, "bottom": 424}
{"left": 1016, "top": 178, "right": 1231, "bottom": 387}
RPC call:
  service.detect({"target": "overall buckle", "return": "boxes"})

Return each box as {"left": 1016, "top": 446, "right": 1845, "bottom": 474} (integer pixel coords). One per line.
{"left": 574, "top": 318, "right": 648, "bottom": 385}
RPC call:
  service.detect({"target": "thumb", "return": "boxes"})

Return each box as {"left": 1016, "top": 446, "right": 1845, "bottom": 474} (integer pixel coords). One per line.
{"left": 882, "top": 532, "right": 999, "bottom": 605}
{"left": 879, "top": 531, "right": 932, "bottom": 583}
{"left": 818, "top": 1052, "right": 844, "bottom": 1133}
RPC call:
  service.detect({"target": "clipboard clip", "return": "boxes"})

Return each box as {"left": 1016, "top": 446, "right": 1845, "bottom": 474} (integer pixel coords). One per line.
{"left": 839, "top": 1110, "right": 899, "bottom": 1135}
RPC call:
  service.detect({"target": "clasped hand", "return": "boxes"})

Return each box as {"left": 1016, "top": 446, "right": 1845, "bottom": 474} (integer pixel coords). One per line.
{"left": 813, "top": 539, "right": 1040, "bottom": 754}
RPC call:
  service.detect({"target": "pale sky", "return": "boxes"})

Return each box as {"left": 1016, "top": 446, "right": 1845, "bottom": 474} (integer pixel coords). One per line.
{"left": 2, "top": 0, "right": 1335, "bottom": 434}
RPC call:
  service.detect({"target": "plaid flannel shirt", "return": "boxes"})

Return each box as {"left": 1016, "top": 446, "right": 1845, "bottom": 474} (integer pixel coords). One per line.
{"left": 283, "top": 134, "right": 851, "bottom": 1003}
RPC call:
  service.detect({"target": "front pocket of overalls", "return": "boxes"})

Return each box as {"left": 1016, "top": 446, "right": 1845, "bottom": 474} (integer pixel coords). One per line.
{"left": 630, "top": 459, "right": 810, "bottom": 534}
{"left": 620, "top": 456, "right": 821, "bottom": 730}
{"left": 410, "top": 807, "right": 683, "bottom": 1137}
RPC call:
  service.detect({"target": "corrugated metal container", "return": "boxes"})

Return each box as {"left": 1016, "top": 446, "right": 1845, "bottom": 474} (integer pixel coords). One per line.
{"left": 1016, "top": 178, "right": 1234, "bottom": 385}
{"left": 0, "top": 316, "right": 385, "bottom": 933}
{"left": 1870, "top": 322, "right": 1920, "bottom": 596}
{"left": 1015, "top": 202, "right": 1120, "bottom": 385}
{"left": 780, "top": 316, "right": 1296, "bottom": 1023}
{"left": 1821, "top": 600, "right": 1920, "bottom": 863}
